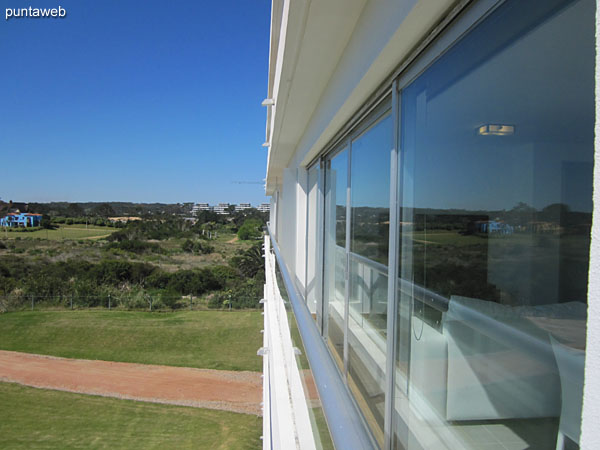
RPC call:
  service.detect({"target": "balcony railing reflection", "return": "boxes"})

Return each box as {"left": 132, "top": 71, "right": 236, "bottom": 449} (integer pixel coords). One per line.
{"left": 332, "top": 244, "right": 585, "bottom": 449}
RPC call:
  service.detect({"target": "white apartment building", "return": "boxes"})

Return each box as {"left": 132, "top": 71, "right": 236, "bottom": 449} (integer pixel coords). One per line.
{"left": 260, "top": 0, "right": 599, "bottom": 449}
{"left": 257, "top": 203, "right": 270, "bottom": 213}
{"left": 191, "top": 203, "right": 210, "bottom": 214}
{"left": 213, "top": 203, "right": 230, "bottom": 215}
{"left": 236, "top": 203, "right": 252, "bottom": 212}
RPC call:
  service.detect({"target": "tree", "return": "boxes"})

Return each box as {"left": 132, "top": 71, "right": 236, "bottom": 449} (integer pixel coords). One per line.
{"left": 40, "top": 214, "right": 53, "bottom": 229}
{"left": 237, "top": 219, "right": 263, "bottom": 241}
{"left": 91, "top": 203, "right": 116, "bottom": 218}
{"left": 230, "top": 243, "right": 264, "bottom": 278}
{"left": 66, "top": 203, "right": 84, "bottom": 217}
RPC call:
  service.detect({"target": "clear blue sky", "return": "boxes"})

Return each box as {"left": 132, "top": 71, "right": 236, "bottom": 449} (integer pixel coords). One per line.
{"left": 0, "top": 0, "right": 271, "bottom": 205}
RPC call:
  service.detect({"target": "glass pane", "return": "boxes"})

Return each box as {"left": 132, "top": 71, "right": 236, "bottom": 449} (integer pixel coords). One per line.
{"left": 324, "top": 149, "right": 348, "bottom": 367}
{"left": 394, "top": 0, "right": 593, "bottom": 448}
{"left": 347, "top": 114, "right": 392, "bottom": 447}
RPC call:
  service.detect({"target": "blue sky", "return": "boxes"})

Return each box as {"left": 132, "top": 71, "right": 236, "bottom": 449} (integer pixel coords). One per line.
{"left": 0, "top": 0, "right": 270, "bottom": 205}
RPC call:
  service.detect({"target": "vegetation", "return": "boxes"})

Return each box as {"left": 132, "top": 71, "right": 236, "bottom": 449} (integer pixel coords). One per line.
{"left": 0, "top": 224, "right": 116, "bottom": 240}
{"left": 181, "top": 238, "right": 214, "bottom": 255}
{"left": 0, "top": 310, "right": 263, "bottom": 371}
{"left": 237, "top": 219, "right": 263, "bottom": 241}
{"left": 0, "top": 383, "right": 261, "bottom": 450}
{"left": 25, "top": 201, "right": 196, "bottom": 217}
{"left": 0, "top": 210, "right": 267, "bottom": 311}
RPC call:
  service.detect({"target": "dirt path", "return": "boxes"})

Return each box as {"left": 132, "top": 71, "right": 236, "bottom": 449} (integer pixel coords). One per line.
{"left": 0, "top": 350, "right": 262, "bottom": 416}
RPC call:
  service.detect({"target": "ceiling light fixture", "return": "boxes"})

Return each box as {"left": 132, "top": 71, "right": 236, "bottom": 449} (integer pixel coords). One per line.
{"left": 478, "top": 124, "right": 515, "bottom": 136}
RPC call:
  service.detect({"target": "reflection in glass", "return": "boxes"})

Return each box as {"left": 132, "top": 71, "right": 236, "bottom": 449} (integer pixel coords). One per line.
{"left": 394, "top": 0, "right": 593, "bottom": 448}
{"left": 324, "top": 149, "right": 348, "bottom": 366}
{"left": 347, "top": 114, "right": 391, "bottom": 446}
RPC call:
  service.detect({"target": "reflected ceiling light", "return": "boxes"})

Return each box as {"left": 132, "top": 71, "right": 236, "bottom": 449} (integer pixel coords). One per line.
{"left": 478, "top": 124, "right": 514, "bottom": 136}
{"left": 261, "top": 98, "right": 275, "bottom": 106}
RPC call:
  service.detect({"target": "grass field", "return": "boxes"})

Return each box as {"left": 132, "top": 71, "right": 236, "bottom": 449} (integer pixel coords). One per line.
{"left": 0, "top": 310, "right": 262, "bottom": 371}
{"left": 1, "top": 224, "right": 116, "bottom": 240}
{"left": 0, "top": 382, "right": 261, "bottom": 449}
{"left": 408, "top": 230, "right": 486, "bottom": 246}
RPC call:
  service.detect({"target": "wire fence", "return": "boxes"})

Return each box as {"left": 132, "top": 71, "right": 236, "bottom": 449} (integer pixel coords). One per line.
{"left": 0, "top": 293, "right": 217, "bottom": 313}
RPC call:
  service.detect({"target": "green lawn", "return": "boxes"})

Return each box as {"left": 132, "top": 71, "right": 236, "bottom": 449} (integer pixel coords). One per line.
{"left": 0, "top": 382, "right": 261, "bottom": 449}
{"left": 1, "top": 224, "right": 116, "bottom": 240}
{"left": 0, "top": 310, "right": 262, "bottom": 371}
{"left": 408, "top": 230, "right": 486, "bottom": 246}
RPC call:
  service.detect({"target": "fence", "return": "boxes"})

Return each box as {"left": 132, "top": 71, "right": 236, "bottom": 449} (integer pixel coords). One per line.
{"left": 0, "top": 293, "right": 208, "bottom": 313}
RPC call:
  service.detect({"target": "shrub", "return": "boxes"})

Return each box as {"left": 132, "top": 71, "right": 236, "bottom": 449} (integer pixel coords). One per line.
{"left": 106, "top": 239, "right": 162, "bottom": 254}
{"left": 181, "top": 239, "right": 214, "bottom": 255}
{"left": 237, "top": 219, "right": 263, "bottom": 241}
{"left": 208, "top": 278, "right": 262, "bottom": 309}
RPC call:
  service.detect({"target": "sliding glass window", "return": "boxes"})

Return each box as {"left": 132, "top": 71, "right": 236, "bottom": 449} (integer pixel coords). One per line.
{"left": 394, "top": 0, "right": 593, "bottom": 448}
{"left": 322, "top": 107, "right": 392, "bottom": 447}
{"left": 324, "top": 147, "right": 348, "bottom": 367}
{"left": 347, "top": 113, "right": 391, "bottom": 447}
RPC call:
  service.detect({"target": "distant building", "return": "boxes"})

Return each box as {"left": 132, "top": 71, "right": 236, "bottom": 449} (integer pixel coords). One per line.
{"left": 213, "top": 203, "right": 230, "bottom": 215}
{"left": 474, "top": 220, "right": 514, "bottom": 235}
{"left": 0, "top": 213, "right": 42, "bottom": 228}
{"left": 107, "top": 216, "right": 142, "bottom": 223}
{"left": 257, "top": 203, "right": 270, "bottom": 213}
{"left": 191, "top": 203, "right": 211, "bottom": 214}
{"left": 235, "top": 203, "right": 252, "bottom": 212}
{"left": 259, "top": 0, "right": 598, "bottom": 449}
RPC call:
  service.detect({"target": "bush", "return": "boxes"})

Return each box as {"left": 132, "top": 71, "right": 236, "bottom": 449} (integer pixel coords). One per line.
{"left": 209, "top": 265, "right": 240, "bottom": 287}
{"left": 181, "top": 239, "right": 214, "bottom": 255}
{"left": 106, "top": 239, "right": 162, "bottom": 254}
{"left": 165, "top": 269, "right": 222, "bottom": 296}
{"left": 237, "top": 219, "right": 263, "bottom": 241}
{"left": 208, "top": 278, "right": 262, "bottom": 309}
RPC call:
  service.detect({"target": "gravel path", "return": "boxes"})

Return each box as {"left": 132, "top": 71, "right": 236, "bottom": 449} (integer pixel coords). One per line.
{"left": 0, "top": 350, "right": 262, "bottom": 416}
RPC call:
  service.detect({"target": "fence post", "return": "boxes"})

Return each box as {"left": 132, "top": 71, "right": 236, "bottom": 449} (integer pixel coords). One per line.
{"left": 190, "top": 293, "right": 192, "bottom": 311}
{"left": 31, "top": 295, "right": 34, "bottom": 311}
{"left": 108, "top": 294, "right": 111, "bottom": 311}
{"left": 70, "top": 294, "right": 73, "bottom": 310}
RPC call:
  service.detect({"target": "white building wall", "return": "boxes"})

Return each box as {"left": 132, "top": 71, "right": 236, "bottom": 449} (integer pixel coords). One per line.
{"left": 280, "top": 168, "right": 298, "bottom": 276}
{"left": 295, "top": 167, "right": 308, "bottom": 294}
{"left": 580, "top": 5, "right": 600, "bottom": 448}
{"left": 289, "top": 0, "right": 456, "bottom": 170}
{"left": 265, "top": 2, "right": 600, "bottom": 447}
{"left": 270, "top": 194, "right": 278, "bottom": 237}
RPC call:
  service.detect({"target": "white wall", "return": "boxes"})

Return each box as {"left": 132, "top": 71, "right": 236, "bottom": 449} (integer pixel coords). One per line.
{"left": 289, "top": 0, "right": 456, "bottom": 170}
{"left": 279, "top": 168, "right": 298, "bottom": 277}
{"left": 295, "top": 168, "right": 308, "bottom": 294}
{"left": 580, "top": 3, "right": 600, "bottom": 448}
